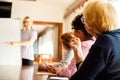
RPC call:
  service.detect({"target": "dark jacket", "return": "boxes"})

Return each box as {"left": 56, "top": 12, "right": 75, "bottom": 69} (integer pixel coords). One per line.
{"left": 70, "top": 29, "right": 120, "bottom": 80}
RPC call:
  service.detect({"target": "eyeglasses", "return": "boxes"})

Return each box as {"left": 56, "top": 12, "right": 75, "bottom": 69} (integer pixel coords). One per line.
{"left": 81, "top": 16, "right": 84, "bottom": 24}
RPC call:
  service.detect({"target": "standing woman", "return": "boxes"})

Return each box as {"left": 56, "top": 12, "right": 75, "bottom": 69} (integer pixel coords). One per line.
{"left": 6, "top": 16, "right": 37, "bottom": 66}
{"left": 70, "top": 0, "right": 120, "bottom": 80}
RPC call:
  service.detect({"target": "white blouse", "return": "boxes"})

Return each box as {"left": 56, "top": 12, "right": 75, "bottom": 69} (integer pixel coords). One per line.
{"left": 53, "top": 49, "right": 74, "bottom": 68}
{"left": 21, "top": 30, "right": 37, "bottom": 60}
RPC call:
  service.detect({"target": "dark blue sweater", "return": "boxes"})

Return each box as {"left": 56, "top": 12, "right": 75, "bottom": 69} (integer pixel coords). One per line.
{"left": 70, "top": 29, "right": 120, "bottom": 80}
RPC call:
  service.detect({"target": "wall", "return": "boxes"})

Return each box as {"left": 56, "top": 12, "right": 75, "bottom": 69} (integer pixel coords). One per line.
{"left": 0, "top": 18, "right": 21, "bottom": 65}
{"left": 63, "top": 8, "right": 83, "bottom": 33}
{"left": 10, "top": 0, "right": 65, "bottom": 59}
{"left": 11, "top": 0, "right": 65, "bottom": 22}
{"left": 112, "top": 0, "right": 120, "bottom": 22}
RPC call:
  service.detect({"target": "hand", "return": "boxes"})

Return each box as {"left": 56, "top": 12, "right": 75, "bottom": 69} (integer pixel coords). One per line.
{"left": 69, "top": 37, "right": 81, "bottom": 50}
{"left": 69, "top": 37, "right": 84, "bottom": 63}
{"left": 3, "top": 42, "right": 15, "bottom": 46}
{"left": 46, "top": 65, "right": 56, "bottom": 73}
{"left": 38, "top": 63, "right": 47, "bottom": 71}
{"left": 10, "top": 42, "right": 15, "bottom": 46}
{"left": 54, "top": 67, "right": 62, "bottom": 74}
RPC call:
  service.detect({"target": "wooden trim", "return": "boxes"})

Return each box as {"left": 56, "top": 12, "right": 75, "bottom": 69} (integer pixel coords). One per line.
{"left": 64, "top": 0, "right": 88, "bottom": 19}
{"left": 33, "top": 21, "right": 63, "bottom": 62}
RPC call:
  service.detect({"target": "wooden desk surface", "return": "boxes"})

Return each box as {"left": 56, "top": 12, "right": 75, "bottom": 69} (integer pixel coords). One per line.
{"left": 0, "top": 64, "right": 56, "bottom": 80}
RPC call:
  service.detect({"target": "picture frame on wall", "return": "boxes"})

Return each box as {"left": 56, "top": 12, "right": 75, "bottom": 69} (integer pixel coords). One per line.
{"left": 0, "top": 1, "right": 12, "bottom": 18}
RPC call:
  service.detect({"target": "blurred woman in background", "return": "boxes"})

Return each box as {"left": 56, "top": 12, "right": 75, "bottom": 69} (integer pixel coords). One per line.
{"left": 5, "top": 16, "right": 37, "bottom": 66}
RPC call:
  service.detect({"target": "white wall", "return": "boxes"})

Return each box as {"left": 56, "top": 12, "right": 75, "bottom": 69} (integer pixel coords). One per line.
{"left": 0, "top": 18, "right": 21, "bottom": 65}
{"left": 63, "top": 8, "right": 83, "bottom": 33}
{"left": 111, "top": 0, "right": 120, "bottom": 23}
{"left": 11, "top": 1, "right": 65, "bottom": 22}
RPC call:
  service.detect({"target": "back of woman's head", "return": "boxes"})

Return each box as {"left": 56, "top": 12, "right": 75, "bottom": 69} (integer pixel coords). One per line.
{"left": 72, "top": 14, "right": 92, "bottom": 38}
{"left": 83, "top": 0, "right": 119, "bottom": 37}
{"left": 61, "top": 32, "right": 75, "bottom": 49}
{"left": 72, "top": 14, "right": 84, "bottom": 31}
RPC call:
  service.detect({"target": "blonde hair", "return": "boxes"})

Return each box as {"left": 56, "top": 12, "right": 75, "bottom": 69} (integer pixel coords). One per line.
{"left": 83, "top": 0, "right": 119, "bottom": 37}
{"left": 61, "top": 32, "right": 75, "bottom": 49}
{"left": 23, "top": 16, "right": 33, "bottom": 30}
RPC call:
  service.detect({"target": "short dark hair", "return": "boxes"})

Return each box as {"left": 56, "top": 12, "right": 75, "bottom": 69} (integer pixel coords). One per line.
{"left": 72, "top": 14, "right": 84, "bottom": 30}
{"left": 72, "top": 14, "right": 92, "bottom": 38}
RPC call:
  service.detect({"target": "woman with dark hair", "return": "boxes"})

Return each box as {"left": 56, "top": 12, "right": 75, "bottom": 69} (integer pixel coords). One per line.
{"left": 71, "top": 14, "right": 95, "bottom": 69}
{"left": 72, "top": 14, "right": 92, "bottom": 39}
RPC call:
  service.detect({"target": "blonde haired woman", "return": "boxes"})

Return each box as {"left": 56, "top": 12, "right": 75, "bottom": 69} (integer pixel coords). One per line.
{"left": 70, "top": 0, "right": 120, "bottom": 80}
{"left": 5, "top": 16, "right": 37, "bottom": 65}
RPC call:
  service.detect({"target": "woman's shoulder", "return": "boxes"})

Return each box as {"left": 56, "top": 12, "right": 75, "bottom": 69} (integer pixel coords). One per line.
{"left": 81, "top": 39, "right": 95, "bottom": 47}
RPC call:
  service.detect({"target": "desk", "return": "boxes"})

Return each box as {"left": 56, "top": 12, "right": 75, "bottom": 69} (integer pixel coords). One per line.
{"left": 0, "top": 65, "right": 55, "bottom": 80}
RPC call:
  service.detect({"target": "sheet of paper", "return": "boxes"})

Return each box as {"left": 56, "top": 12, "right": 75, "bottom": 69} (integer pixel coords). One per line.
{"left": 48, "top": 76, "right": 68, "bottom": 80}
{"left": 36, "top": 72, "right": 56, "bottom": 75}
